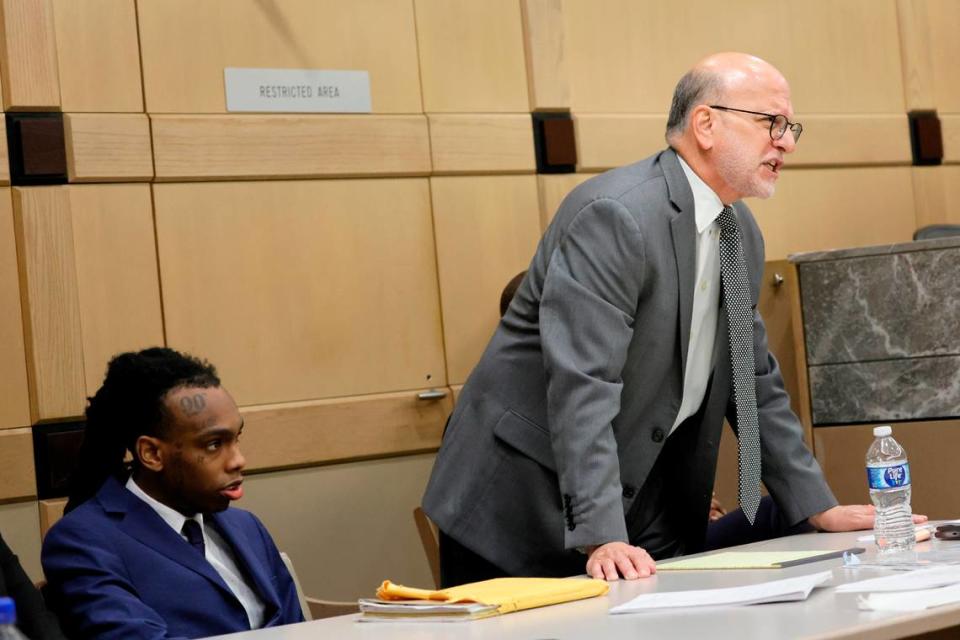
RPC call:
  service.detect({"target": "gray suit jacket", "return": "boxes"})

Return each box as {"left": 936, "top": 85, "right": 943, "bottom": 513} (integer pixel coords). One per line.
{"left": 422, "top": 148, "right": 837, "bottom": 576}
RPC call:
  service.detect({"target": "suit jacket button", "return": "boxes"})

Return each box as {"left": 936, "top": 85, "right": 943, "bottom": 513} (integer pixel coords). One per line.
{"left": 567, "top": 523, "right": 576, "bottom": 531}
{"left": 622, "top": 485, "right": 636, "bottom": 499}
{"left": 651, "top": 428, "right": 664, "bottom": 443}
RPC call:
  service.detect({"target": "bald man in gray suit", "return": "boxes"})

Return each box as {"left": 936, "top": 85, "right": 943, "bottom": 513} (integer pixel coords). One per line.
{"left": 423, "top": 52, "right": 912, "bottom": 586}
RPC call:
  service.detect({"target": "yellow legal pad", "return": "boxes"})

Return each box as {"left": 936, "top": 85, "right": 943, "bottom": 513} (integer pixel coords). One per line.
{"left": 374, "top": 577, "right": 609, "bottom": 616}
{"left": 656, "top": 550, "right": 855, "bottom": 571}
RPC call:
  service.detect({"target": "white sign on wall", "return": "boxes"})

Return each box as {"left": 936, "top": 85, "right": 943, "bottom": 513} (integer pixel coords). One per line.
{"left": 224, "top": 68, "right": 372, "bottom": 113}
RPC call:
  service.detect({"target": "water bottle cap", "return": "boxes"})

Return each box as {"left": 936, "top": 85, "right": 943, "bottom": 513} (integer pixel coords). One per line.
{"left": 0, "top": 597, "right": 16, "bottom": 625}
{"left": 873, "top": 425, "right": 892, "bottom": 437}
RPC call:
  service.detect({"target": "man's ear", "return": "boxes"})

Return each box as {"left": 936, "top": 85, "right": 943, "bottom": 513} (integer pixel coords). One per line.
{"left": 689, "top": 104, "right": 716, "bottom": 151}
{"left": 135, "top": 435, "right": 165, "bottom": 473}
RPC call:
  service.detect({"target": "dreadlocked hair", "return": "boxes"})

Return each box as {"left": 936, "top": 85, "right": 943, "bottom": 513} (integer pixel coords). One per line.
{"left": 65, "top": 347, "right": 221, "bottom": 513}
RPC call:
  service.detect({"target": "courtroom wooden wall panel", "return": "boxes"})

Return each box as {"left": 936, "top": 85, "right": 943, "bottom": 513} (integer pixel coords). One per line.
{"left": 415, "top": 0, "right": 529, "bottom": 112}
{"left": 922, "top": 0, "right": 960, "bottom": 113}
{"left": 240, "top": 390, "right": 450, "bottom": 472}
{"left": 64, "top": 114, "right": 154, "bottom": 182}
{"left": 562, "top": 0, "right": 904, "bottom": 115}
{"left": 154, "top": 179, "right": 446, "bottom": 406}
{"left": 0, "top": 428, "right": 36, "bottom": 501}
{"left": 0, "top": 188, "right": 29, "bottom": 429}
{"left": 428, "top": 114, "right": 535, "bottom": 174}
{"left": 0, "top": 124, "right": 9, "bottom": 185}
{"left": 575, "top": 115, "right": 666, "bottom": 171}
{"left": 912, "top": 166, "right": 960, "bottom": 228}
{"left": 814, "top": 421, "right": 960, "bottom": 519}
{"left": 52, "top": 0, "right": 143, "bottom": 112}
{"left": 151, "top": 115, "right": 430, "bottom": 181}
{"left": 137, "top": 0, "right": 422, "bottom": 113}
{"left": 431, "top": 175, "right": 541, "bottom": 384}
{"left": 748, "top": 167, "right": 916, "bottom": 261}
{"left": 520, "top": 0, "right": 570, "bottom": 111}
{"left": 0, "top": 501, "right": 41, "bottom": 582}
{"left": 238, "top": 454, "right": 436, "bottom": 601}
{"left": 942, "top": 115, "right": 960, "bottom": 163}
{"left": 0, "top": 0, "right": 60, "bottom": 109}
{"left": 70, "top": 184, "right": 165, "bottom": 395}
{"left": 12, "top": 187, "right": 86, "bottom": 421}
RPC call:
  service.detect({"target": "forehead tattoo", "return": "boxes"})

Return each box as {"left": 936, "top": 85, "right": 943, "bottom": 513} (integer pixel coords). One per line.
{"left": 179, "top": 392, "right": 207, "bottom": 417}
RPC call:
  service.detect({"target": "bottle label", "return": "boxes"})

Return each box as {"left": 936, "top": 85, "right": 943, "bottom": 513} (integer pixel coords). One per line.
{"left": 866, "top": 463, "right": 911, "bottom": 490}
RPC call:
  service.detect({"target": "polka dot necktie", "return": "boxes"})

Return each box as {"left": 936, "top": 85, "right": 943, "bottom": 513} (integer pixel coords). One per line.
{"left": 717, "top": 205, "right": 762, "bottom": 525}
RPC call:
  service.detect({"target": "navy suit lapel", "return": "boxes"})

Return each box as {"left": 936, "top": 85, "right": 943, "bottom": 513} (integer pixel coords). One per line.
{"left": 209, "top": 511, "right": 281, "bottom": 622}
{"left": 662, "top": 148, "right": 697, "bottom": 380}
{"left": 98, "top": 478, "right": 236, "bottom": 599}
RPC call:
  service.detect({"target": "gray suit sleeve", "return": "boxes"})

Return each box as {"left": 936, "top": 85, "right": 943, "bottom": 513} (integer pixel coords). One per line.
{"left": 539, "top": 198, "right": 645, "bottom": 549}
{"left": 748, "top": 310, "right": 838, "bottom": 525}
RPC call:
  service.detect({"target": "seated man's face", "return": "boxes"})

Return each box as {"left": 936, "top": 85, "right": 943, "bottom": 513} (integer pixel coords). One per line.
{"left": 158, "top": 386, "right": 246, "bottom": 515}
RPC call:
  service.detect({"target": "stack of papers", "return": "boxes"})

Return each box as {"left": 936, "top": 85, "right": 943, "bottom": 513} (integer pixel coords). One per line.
{"left": 609, "top": 571, "right": 832, "bottom": 613}
{"left": 657, "top": 549, "right": 861, "bottom": 571}
{"left": 836, "top": 566, "right": 960, "bottom": 612}
{"left": 358, "top": 599, "right": 499, "bottom": 622}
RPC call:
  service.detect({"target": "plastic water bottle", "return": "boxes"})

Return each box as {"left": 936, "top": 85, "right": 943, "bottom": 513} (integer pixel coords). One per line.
{"left": 866, "top": 425, "right": 914, "bottom": 553}
{"left": 0, "top": 598, "right": 29, "bottom": 640}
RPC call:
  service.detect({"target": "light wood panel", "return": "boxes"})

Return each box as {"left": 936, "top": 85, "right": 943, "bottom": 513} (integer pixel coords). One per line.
{"left": 428, "top": 114, "right": 535, "bottom": 174}
{"left": 415, "top": 0, "right": 529, "bottom": 113}
{"left": 13, "top": 187, "right": 86, "bottom": 421}
{"left": 52, "top": 0, "right": 142, "bottom": 112}
{"left": 912, "top": 166, "right": 960, "bottom": 229}
{"left": 0, "top": 501, "right": 41, "bottom": 581}
{"left": 64, "top": 114, "right": 153, "bottom": 182}
{"left": 39, "top": 497, "right": 66, "bottom": 540}
{"left": 154, "top": 178, "right": 446, "bottom": 406}
{"left": 70, "top": 185, "right": 164, "bottom": 395}
{"left": 0, "top": 0, "right": 60, "bottom": 109}
{"left": 814, "top": 420, "right": 960, "bottom": 519}
{"left": 151, "top": 115, "right": 430, "bottom": 181}
{"left": 576, "top": 115, "right": 911, "bottom": 171}
{"left": 431, "top": 175, "right": 541, "bottom": 384}
{"left": 137, "top": 0, "right": 421, "bottom": 114}
{"left": 0, "top": 428, "right": 35, "bottom": 501}
{"left": 0, "top": 125, "right": 9, "bottom": 185}
{"left": 240, "top": 389, "right": 451, "bottom": 472}
{"left": 942, "top": 115, "right": 960, "bottom": 163}
{"left": 520, "top": 0, "right": 570, "bottom": 111}
{"left": 896, "top": 0, "right": 936, "bottom": 110}
{"left": 0, "top": 188, "right": 29, "bottom": 429}
{"left": 537, "top": 173, "right": 593, "bottom": 229}
{"left": 562, "top": 0, "right": 904, "bottom": 115}
{"left": 922, "top": 0, "right": 960, "bottom": 113}
{"left": 238, "top": 454, "right": 436, "bottom": 601}
{"left": 749, "top": 167, "right": 916, "bottom": 261}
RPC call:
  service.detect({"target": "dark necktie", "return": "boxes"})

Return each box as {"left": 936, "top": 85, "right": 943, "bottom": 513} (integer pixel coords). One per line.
{"left": 717, "top": 205, "right": 762, "bottom": 524}
{"left": 182, "top": 519, "right": 206, "bottom": 556}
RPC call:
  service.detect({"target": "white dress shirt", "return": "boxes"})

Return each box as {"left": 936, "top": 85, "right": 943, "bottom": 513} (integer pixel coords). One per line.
{"left": 669, "top": 156, "right": 725, "bottom": 434}
{"left": 125, "top": 476, "right": 266, "bottom": 629}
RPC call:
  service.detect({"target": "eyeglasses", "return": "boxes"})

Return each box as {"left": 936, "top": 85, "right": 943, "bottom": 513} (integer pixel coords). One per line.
{"left": 709, "top": 105, "right": 803, "bottom": 143}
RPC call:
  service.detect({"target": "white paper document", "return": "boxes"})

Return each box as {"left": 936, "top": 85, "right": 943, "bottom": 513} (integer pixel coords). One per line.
{"left": 608, "top": 571, "right": 832, "bottom": 614}
{"left": 858, "top": 583, "right": 960, "bottom": 612}
{"left": 835, "top": 566, "right": 960, "bottom": 593}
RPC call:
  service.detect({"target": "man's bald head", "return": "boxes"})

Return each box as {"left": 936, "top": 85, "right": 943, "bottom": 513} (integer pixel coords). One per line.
{"left": 665, "top": 52, "right": 788, "bottom": 144}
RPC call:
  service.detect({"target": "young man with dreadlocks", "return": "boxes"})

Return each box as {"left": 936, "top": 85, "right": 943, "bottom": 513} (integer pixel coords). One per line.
{"left": 41, "top": 348, "right": 303, "bottom": 640}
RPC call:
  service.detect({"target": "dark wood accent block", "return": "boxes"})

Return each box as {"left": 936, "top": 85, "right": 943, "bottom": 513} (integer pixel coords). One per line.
{"left": 532, "top": 111, "right": 576, "bottom": 174}
{"left": 908, "top": 110, "right": 943, "bottom": 166}
{"left": 32, "top": 420, "right": 85, "bottom": 500}
{"left": 5, "top": 112, "right": 68, "bottom": 185}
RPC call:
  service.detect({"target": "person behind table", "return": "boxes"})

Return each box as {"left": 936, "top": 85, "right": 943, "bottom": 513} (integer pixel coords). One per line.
{"left": 422, "top": 52, "right": 926, "bottom": 586}
{"left": 0, "top": 531, "right": 66, "bottom": 640}
{"left": 42, "top": 347, "right": 303, "bottom": 639}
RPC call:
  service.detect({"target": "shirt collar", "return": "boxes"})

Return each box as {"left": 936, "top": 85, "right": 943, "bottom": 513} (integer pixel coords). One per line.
{"left": 126, "top": 475, "right": 203, "bottom": 534}
{"left": 676, "top": 155, "right": 725, "bottom": 233}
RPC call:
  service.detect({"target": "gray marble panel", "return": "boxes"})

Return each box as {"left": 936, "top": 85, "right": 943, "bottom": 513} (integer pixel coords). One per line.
{"left": 800, "top": 248, "right": 960, "bottom": 366}
{"left": 809, "top": 356, "right": 960, "bottom": 425}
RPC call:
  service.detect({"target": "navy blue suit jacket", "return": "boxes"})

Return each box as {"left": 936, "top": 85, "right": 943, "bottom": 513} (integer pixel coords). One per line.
{"left": 41, "top": 477, "right": 304, "bottom": 639}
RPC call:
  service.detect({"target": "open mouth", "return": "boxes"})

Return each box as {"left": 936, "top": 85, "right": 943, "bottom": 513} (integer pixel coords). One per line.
{"left": 219, "top": 479, "right": 244, "bottom": 501}
{"left": 763, "top": 160, "right": 781, "bottom": 174}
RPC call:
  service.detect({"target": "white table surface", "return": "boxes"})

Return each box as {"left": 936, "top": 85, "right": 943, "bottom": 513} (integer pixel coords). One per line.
{"left": 208, "top": 528, "right": 960, "bottom": 640}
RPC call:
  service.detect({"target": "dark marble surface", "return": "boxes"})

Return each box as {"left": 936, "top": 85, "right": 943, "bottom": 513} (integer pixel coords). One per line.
{"left": 809, "top": 356, "right": 960, "bottom": 425}
{"left": 800, "top": 247, "right": 960, "bottom": 366}
{"left": 791, "top": 235, "right": 960, "bottom": 263}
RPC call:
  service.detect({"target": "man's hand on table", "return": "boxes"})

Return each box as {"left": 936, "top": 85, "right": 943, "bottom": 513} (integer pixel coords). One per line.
{"left": 584, "top": 542, "right": 656, "bottom": 581}
{"left": 808, "top": 504, "right": 928, "bottom": 531}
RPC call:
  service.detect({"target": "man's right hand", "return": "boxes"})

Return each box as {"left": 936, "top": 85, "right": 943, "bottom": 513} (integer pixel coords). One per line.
{"left": 584, "top": 542, "right": 656, "bottom": 581}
